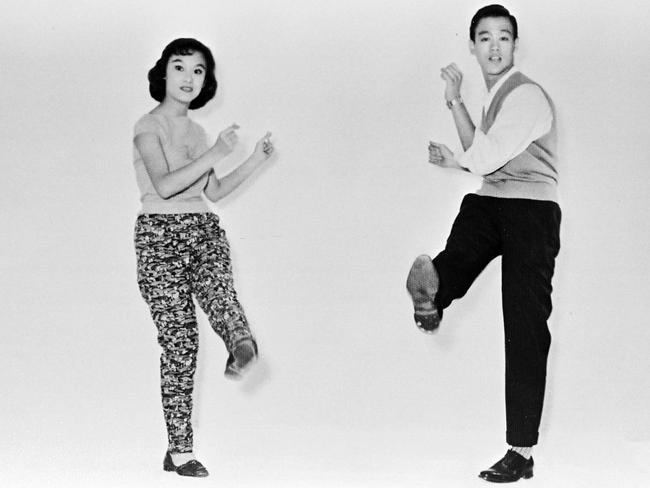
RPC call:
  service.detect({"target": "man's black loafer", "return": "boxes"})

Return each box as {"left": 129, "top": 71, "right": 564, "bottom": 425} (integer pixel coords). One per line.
{"left": 479, "top": 450, "right": 533, "bottom": 483}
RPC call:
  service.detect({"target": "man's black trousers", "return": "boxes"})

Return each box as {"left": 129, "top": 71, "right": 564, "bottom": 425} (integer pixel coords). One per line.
{"left": 432, "top": 193, "right": 561, "bottom": 446}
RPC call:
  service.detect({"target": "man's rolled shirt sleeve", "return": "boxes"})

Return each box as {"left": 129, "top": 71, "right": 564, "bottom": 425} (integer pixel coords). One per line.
{"left": 456, "top": 84, "right": 553, "bottom": 176}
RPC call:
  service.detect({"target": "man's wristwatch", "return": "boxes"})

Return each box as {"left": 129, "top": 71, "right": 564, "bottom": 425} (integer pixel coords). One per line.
{"left": 446, "top": 96, "right": 463, "bottom": 109}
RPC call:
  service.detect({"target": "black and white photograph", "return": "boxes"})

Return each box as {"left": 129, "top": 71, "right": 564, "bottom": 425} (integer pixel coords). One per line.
{"left": 1, "top": 1, "right": 648, "bottom": 486}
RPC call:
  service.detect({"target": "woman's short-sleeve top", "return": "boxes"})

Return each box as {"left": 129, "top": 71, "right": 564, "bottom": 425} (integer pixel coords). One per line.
{"left": 133, "top": 113, "right": 211, "bottom": 214}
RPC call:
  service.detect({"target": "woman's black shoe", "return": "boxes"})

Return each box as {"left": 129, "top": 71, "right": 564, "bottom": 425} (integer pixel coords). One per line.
{"left": 478, "top": 450, "right": 533, "bottom": 482}
{"left": 163, "top": 451, "right": 209, "bottom": 477}
{"left": 225, "top": 339, "right": 258, "bottom": 379}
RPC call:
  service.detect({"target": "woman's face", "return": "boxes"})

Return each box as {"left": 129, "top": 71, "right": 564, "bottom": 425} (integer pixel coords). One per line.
{"left": 164, "top": 50, "right": 207, "bottom": 105}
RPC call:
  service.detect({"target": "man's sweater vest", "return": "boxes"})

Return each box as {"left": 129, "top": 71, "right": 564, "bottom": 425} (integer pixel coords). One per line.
{"left": 477, "top": 71, "right": 559, "bottom": 202}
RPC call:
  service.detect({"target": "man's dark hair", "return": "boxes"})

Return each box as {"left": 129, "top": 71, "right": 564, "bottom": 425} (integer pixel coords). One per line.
{"left": 148, "top": 38, "right": 218, "bottom": 110}
{"left": 469, "top": 4, "right": 518, "bottom": 42}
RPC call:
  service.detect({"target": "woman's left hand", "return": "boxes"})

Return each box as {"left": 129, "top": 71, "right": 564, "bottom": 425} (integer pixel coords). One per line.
{"left": 254, "top": 132, "right": 274, "bottom": 161}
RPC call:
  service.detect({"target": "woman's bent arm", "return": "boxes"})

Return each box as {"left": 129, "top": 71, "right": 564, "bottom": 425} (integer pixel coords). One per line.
{"left": 135, "top": 124, "right": 239, "bottom": 199}
{"left": 204, "top": 132, "right": 274, "bottom": 202}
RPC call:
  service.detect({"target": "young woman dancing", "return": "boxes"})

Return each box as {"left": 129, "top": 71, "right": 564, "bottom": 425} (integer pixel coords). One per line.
{"left": 133, "top": 38, "right": 274, "bottom": 477}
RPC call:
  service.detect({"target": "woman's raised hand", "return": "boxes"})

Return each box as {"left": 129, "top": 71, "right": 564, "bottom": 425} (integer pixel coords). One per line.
{"left": 214, "top": 123, "right": 240, "bottom": 154}
{"left": 253, "top": 132, "right": 274, "bottom": 161}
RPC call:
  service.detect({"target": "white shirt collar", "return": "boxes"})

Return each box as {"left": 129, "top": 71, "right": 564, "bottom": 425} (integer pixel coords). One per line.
{"left": 483, "top": 67, "right": 520, "bottom": 109}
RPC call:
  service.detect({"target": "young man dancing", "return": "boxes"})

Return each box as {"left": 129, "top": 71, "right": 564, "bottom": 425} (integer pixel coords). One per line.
{"left": 406, "top": 4, "right": 560, "bottom": 483}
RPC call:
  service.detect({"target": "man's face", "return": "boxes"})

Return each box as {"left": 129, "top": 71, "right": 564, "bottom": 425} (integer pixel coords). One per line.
{"left": 469, "top": 16, "right": 517, "bottom": 86}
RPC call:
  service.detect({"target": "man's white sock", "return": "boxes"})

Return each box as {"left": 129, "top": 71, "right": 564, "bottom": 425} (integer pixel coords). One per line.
{"left": 510, "top": 446, "right": 533, "bottom": 459}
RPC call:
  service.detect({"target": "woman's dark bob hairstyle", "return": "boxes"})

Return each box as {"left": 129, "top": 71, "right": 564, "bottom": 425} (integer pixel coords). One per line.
{"left": 148, "top": 38, "right": 217, "bottom": 110}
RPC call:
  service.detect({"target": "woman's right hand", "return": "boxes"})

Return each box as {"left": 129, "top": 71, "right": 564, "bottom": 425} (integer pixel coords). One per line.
{"left": 214, "top": 123, "right": 240, "bottom": 155}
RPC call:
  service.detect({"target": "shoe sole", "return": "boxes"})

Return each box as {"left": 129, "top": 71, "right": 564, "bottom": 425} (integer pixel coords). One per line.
{"left": 406, "top": 255, "right": 441, "bottom": 333}
{"left": 478, "top": 471, "right": 533, "bottom": 482}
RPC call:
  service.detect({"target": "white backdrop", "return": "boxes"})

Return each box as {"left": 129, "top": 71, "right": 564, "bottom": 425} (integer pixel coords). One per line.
{"left": 1, "top": 1, "right": 649, "bottom": 486}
